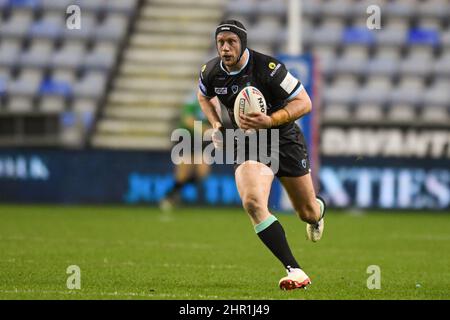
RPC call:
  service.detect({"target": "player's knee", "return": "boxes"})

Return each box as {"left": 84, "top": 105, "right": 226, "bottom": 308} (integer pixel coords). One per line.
{"left": 242, "top": 196, "right": 264, "bottom": 218}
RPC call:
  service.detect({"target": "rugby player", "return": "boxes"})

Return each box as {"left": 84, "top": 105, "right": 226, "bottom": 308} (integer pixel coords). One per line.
{"left": 197, "top": 20, "right": 326, "bottom": 290}
{"left": 161, "top": 93, "right": 220, "bottom": 211}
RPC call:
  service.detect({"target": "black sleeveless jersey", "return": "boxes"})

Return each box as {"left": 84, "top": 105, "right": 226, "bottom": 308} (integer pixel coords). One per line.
{"left": 198, "top": 49, "right": 303, "bottom": 130}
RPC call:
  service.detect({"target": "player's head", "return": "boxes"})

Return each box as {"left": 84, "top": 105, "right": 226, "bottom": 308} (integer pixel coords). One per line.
{"left": 215, "top": 19, "right": 247, "bottom": 67}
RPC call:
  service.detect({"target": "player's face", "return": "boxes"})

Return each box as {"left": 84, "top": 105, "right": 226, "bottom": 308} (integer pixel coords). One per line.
{"left": 216, "top": 32, "right": 241, "bottom": 67}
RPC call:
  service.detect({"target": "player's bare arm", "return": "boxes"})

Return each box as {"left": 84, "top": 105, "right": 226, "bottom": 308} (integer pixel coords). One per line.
{"left": 197, "top": 91, "right": 222, "bottom": 130}
{"left": 197, "top": 93, "right": 223, "bottom": 148}
{"left": 239, "top": 89, "right": 312, "bottom": 130}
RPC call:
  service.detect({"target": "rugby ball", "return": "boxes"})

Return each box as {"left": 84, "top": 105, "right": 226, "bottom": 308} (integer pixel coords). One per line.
{"left": 233, "top": 86, "right": 267, "bottom": 128}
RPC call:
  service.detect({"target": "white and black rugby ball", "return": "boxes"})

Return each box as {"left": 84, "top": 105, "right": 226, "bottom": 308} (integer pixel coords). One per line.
{"left": 233, "top": 86, "right": 267, "bottom": 128}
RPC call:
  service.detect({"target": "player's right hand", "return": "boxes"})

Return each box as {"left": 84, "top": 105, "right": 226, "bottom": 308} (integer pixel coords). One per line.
{"left": 212, "top": 123, "right": 224, "bottom": 149}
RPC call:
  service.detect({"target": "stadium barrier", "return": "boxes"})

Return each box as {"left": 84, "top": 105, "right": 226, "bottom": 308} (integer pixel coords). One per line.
{"left": 320, "top": 124, "right": 450, "bottom": 210}
{"left": 0, "top": 148, "right": 449, "bottom": 210}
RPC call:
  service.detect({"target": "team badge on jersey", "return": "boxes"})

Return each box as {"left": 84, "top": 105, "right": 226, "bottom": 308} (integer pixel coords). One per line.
{"left": 232, "top": 85, "right": 239, "bottom": 94}
{"left": 301, "top": 159, "right": 307, "bottom": 168}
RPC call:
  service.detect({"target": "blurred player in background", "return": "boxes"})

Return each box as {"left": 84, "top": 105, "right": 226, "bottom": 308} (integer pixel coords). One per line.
{"left": 197, "top": 20, "right": 326, "bottom": 290}
{"left": 160, "top": 93, "right": 220, "bottom": 212}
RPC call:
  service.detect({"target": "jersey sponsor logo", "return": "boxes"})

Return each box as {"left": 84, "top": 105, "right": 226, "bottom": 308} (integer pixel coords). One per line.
{"left": 269, "top": 62, "right": 277, "bottom": 70}
{"left": 232, "top": 85, "right": 239, "bottom": 94}
{"left": 270, "top": 63, "right": 282, "bottom": 77}
{"left": 280, "top": 72, "right": 299, "bottom": 94}
{"left": 214, "top": 87, "right": 228, "bottom": 95}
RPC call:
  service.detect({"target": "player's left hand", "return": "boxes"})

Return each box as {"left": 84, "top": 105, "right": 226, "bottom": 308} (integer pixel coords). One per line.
{"left": 239, "top": 112, "right": 272, "bottom": 130}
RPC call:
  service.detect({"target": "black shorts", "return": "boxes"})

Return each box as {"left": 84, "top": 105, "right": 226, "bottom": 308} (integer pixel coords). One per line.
{"left": 233, "top": 122, "right": 311, "bottom": 178}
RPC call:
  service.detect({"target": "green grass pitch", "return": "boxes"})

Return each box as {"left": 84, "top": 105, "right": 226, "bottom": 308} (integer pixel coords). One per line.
{"left": 0, "top": 205, "right": 449, "bottom": 300}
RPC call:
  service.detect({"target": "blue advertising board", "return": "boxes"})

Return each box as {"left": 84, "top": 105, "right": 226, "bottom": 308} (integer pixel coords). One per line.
{"left": 319, "top": 124, "right": 450, "bottom": 210}
{"left": 1, "top": 148, "right": 449, "bottom": 210}
{"left": 0, "top": 149, "right": 240, "bottom": 205}
{"left": 0, "top": 149, "right": 272, "bottom": 209}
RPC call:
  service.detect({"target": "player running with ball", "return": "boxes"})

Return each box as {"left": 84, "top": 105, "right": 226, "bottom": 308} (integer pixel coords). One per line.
{"left": 197, "top": 20, "right": 326, "bottom": 290}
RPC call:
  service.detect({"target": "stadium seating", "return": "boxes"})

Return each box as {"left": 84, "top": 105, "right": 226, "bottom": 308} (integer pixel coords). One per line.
{"left": 0, "top": 0, "right": 138, "bottom": 146}
{"left": 1, "top": 0, "right": 449, "bottom": 149}
{"left": 91, "top": 0, "right": 225, "bottom": 149}
{"left": 224, "top": 0, "right": 450, "bottom": 126}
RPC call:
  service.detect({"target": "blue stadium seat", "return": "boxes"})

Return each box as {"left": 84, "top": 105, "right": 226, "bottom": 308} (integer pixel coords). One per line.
{"left": 38, "top": 78, "right": 72, "bottom": 104}
{"left": 343, "top": 27, "right": 375, "bottom": 45}
{"left": 39, "top": 77, "right": 73, "bottom": 98}
{"left": 407, "top": 28, "right": 439, "bottom": 46}
{"left": 8, "top": 0, "right": 40, "bottom": 9}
